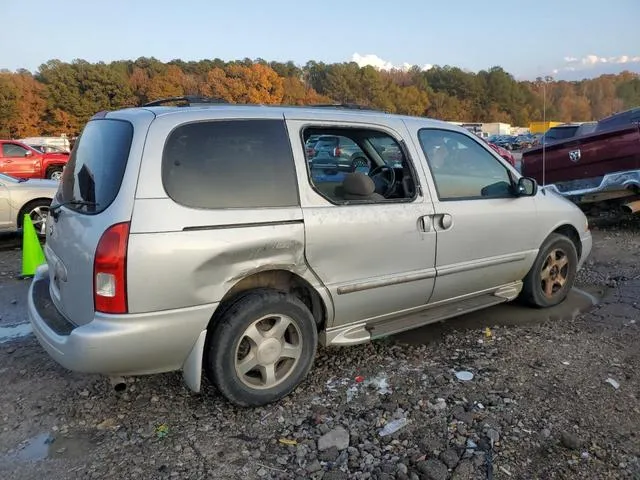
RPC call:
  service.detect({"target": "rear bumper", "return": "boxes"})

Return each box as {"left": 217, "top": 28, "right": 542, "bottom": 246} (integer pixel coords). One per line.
{"left": 542, "top": 169, "right": 640, "bottom": 201}
{"left": 28, "top": 264, "right": 216, "bottom": 376}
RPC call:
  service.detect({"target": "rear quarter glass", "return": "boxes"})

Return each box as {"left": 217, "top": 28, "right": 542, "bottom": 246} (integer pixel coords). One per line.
{"left": 161, "top": 119, "right": 299, "bottom": 209}
{"left": 58, "top": 119, "right": 134, "bottom": 214}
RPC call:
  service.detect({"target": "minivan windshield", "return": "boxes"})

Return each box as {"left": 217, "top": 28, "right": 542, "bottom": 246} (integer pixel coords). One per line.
{"left": 57, "top": 119, "right": 133, "bottom": 214}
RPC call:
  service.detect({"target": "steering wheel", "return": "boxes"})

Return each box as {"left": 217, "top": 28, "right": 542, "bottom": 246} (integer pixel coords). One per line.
{"left": 368, "top": 164, "right": 396, "bottom": 197}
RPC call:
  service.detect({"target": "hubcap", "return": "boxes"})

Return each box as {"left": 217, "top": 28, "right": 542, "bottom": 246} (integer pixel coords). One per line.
{"left": 29, "top": 206, "right": 49, "bottom": 236}
{"left": 235, "top": 314, "right": 302, "bottom": 390}
{"left": 50, "top": 171, "right": 62, "bottom": 181}
{"left": 540, "top": 248, "right": 569, "bottom": 298}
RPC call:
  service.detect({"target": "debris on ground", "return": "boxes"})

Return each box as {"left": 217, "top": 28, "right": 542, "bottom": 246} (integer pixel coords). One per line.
{"left": 0, "top": 226, "right": 639, "bottom": 479}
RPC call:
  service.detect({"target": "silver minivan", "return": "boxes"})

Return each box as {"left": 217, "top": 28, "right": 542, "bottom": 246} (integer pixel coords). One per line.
{"left": 28, "top": 98, "right": 592, "bottom": 407}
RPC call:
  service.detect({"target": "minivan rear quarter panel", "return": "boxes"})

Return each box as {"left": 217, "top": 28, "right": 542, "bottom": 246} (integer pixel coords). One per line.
{"left": 128, "top": 109, "right": 331, "bottom": 315}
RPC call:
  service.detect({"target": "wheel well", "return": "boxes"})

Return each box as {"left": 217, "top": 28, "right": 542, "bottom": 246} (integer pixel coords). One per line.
{"left": 219, "top": 270, "right": 327, "bottom": 330}
{"left": 552, "top": 224, "right": 581, "bottom": 259}
{"left": 17, "top": 198, "right": 52, "bottom": 228}
{"left": 46, "top": 164, "right": 65, "bottom": 172}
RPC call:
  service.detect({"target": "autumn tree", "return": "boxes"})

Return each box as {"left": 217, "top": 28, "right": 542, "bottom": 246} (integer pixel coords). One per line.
{"left": 281, "top": 77, "right": 330, "bottom": 105}
{"left": 0, "top": 56, "right": 638, "bottom": 137}
{"left": 201, "top": 64, "right": 284, "bottom": 104}
{"left": 37, "top": 59, "right": 135, "bottom": 134}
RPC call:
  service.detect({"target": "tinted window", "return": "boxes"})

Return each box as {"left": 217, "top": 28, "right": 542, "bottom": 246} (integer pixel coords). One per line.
{"left": 57, "top": 119, "right": 133, "bottom": 214}
{"left": 545, "top": 126, "right": 578, "bottom": 141}
{"left": 162, "top": 119, "right": 298, "bottom": 209}
{"left": 3, "top": 143, "right": 30, "bottom": 157}
{"left": 596, "top": 109, "right": 640, "bottom": 131}
{"left": 419, "top": 129, "right": 513, "bottom": 200}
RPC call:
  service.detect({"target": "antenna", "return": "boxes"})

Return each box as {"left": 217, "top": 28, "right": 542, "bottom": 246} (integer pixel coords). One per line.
{"left": 540, "top": 75, "right": 553, "bottom": 188}
{"left": 542, "top": 81, "right": 546, "bottom": 187}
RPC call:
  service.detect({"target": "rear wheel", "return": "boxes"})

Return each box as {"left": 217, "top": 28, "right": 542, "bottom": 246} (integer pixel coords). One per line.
{"left": 204, "top": 289, "right": 318, "bottom": 407}
{"left": 520, "top": 233, "right": 578, "bottom": 308}
{"left": 18, "top": 199, "right": 51, "bottom": 237}
{"left": 46, "top": 166, "right": 64, "bottom": 181}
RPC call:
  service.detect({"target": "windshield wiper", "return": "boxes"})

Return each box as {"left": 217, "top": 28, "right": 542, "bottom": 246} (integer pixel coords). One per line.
{"left": 50, "top": 200, "right": 99, "bottom": 218}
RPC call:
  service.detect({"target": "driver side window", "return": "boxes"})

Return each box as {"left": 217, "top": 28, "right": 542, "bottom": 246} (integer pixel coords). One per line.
{"left": 2, "top": 144, "right": 30, "bottom": 157}
{"left": 302, "top": 128, "right": 418, "bottom": 204}
{"left": 418, "top": 129, "right": 514, "bottom": 201}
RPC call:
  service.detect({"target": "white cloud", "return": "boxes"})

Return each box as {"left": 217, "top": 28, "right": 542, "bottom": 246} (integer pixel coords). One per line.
{"left": 351, "top": 53, "right": 432, "bottom": 72}
{"left": 564, "top": 54, "right": 640, "bottom": 66}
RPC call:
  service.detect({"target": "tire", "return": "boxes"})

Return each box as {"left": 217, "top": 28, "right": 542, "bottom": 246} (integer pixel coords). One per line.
{"left": 204, "top": 289, "right": 318, "bottom": 407}
{"left": 18, "top": 199, "right": 51, "bottom": 238}
{"left": 46, "top": 166, "right": 64, "bottom": 181}
{"left": 520, "top": 233, "right": 578, "bottom": 308}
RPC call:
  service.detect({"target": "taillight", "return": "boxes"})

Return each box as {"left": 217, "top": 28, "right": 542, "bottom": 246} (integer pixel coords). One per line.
{"left": 94, "top": 222, "right": 130, "bottom": 314}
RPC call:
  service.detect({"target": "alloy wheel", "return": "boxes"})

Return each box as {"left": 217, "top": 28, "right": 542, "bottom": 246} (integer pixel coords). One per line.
{"left": 540, "top": 248, "right": 569, "bottom": 298}
{"left": 234, "top": 314, "right": 303, "bottom": 390}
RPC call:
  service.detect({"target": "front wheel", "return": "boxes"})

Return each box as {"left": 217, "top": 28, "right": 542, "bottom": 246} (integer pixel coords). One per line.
{"left": 204, "top": 289, "right": 318, "bottom": 407}
{"left": 18, "top": 199, "right": 51, "bottom": 238}
{"left": 47, "top": 166, "right": 64, "bottom": 181}
{"left": 520, "top": 233, "right": 578, "bottom": 308}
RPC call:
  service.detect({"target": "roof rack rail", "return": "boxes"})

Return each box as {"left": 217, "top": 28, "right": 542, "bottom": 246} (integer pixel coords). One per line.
{"left": 142, "top": 96, "right": 227, "bottom": 107}
{"left": 311, "top": 103, "right": 379, "bottom": 111}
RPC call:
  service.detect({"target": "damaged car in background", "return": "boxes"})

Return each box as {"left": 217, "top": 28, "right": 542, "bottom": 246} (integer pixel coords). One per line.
{"left": 522, "top": 107, "right": 640, "bottom": 214}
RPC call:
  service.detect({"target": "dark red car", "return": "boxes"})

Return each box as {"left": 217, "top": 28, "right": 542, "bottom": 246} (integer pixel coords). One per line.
{"left": 522, "top": 107, "right": 640, "bottom": 210}
{"left": 0, "top": 140, "right": 69, "bottom": 180}
{"left": 485, "top": 140, "right": 516, "bottom": 166}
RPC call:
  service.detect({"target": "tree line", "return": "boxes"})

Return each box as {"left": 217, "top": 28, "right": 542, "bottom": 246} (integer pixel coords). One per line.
{"left": 1, "top": 57, "right": 639, "bottom": 138}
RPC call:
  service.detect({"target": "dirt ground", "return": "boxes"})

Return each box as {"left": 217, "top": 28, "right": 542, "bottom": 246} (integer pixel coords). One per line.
{"left": 0, "top": 218, "right": 638, "bottom": 480}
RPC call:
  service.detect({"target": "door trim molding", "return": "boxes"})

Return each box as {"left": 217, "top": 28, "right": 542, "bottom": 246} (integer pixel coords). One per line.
{"left": 437, "top": 251, "right": 535, "bottom": 277}
{"left": 336, "top": 269, "right": 437, "bottom": 295}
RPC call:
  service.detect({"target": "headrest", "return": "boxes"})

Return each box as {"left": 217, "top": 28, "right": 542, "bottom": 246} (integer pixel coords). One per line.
{"left": 342, "top": 172, "right": 375, "bottom": 196}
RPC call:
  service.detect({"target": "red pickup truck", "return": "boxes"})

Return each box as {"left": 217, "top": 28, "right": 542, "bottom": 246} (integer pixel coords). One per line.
{"left": 0, "top": 140, "right": 69, "bottom": 180}
{"left": 522, "top": 107, "right": 640, "bottom": 212}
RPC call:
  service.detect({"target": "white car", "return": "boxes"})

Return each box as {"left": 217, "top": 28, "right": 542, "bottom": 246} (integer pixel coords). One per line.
{"left": 0, "top": 173, "right": 57, "bottom": 237}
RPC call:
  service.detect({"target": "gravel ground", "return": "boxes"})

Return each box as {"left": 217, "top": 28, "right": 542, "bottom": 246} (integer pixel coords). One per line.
{"left": 0, "top": 219, "right": 638, "bottom": 480}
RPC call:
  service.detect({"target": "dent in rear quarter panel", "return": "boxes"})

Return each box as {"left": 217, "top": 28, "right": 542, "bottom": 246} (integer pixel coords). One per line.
{"left": 126, "top": 219, "right": 310, "bottom": 314}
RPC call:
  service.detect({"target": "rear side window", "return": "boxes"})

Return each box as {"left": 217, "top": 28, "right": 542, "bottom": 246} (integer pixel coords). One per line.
{"left": 545, "top": 126, "right": 578, "bottom": 141}
{"left": 162, "top": 119, "right": 298, "bottom": 209}
{"left": 58, "top": 119, "right": 133, "bottom": 214}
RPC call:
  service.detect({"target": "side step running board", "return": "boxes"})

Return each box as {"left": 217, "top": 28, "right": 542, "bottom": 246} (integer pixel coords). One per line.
{"left": 366, "top": 294, "right": 506, "bottom": 339}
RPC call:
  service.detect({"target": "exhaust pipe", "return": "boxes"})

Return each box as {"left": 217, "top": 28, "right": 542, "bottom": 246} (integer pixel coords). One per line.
{"left": 621, "top": 199, "right": 640, "bottom": 214}
{"left": 109, "top": 376, "right": 126, "bottom": 392}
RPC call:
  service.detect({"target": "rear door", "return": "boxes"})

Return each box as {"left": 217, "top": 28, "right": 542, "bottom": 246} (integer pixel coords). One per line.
{"left": 0, "top": 142, "right": 39, "bottom": 178}
{"left": 44, "top": 110, "right": 154, "bottom": 325}
{"left": 285, "top": 114, "right": 438, "bottom": 332}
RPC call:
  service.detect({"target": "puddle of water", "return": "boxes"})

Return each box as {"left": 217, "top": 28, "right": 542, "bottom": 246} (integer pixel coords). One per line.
{"left": 14, "top": 433, "right": 54, "bottom": 461}
{"left": 0, "top": 323, "right": 33, "bottom": 343}
{"left": 393, "top": 287, "right": 605, "bottom": 346}
{"left": 7, "top": 432, "right": 93, "bottom": 462}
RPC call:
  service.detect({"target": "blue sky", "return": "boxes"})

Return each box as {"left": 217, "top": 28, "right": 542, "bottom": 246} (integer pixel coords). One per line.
{"left": 2, "top": 0, "right": 639, "bottom": 80}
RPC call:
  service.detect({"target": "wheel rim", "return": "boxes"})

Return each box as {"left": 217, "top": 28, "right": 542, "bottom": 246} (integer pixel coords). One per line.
{"left": 50, "top": 171, "right": 63, "bottom": 181}
{"left": 234, "top": 314, "right": 303, "bottom": 390}
{"left": 540, "top": 248, "right": 569, "bottom": 298}
{"left": 29, "top": 206, "right": 49, "bottom": 236}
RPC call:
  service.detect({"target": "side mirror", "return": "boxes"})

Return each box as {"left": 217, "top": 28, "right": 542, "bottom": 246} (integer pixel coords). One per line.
{"left": 25, "top": 150, "right": 33, "bottom": 157}
{"left": 516, "top": 177, "right": 537, "bottom": 196}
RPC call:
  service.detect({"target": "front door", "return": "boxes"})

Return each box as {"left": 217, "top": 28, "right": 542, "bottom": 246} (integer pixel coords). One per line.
{"left": 285, "top": 116, "right": 438, "bottom": 336}
{"left": 410, "top": 125, "right": 539, "bottom": 304}
{"left": 0, "top": 143, "right": 38, "bottom": 178}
